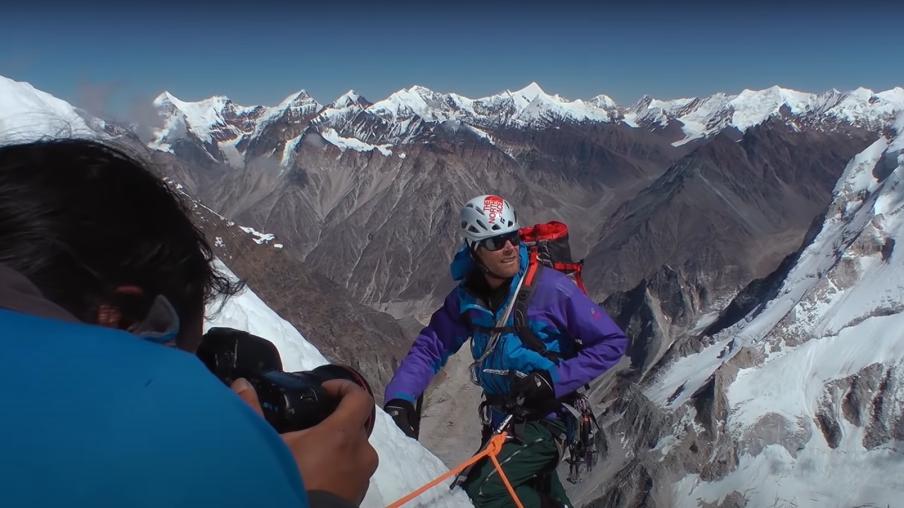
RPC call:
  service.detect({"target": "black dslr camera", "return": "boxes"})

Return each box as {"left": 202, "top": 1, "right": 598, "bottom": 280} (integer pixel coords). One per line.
{"left": 198, "top": 327, "right": 375, "bottom": 435}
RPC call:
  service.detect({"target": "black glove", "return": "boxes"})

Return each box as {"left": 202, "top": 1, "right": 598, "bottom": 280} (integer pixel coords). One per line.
{"left": 510, "top": 370, "right": 557, "bottom": 415}
{"left": 384, "top": 399, "right": 418, "bottom": 439}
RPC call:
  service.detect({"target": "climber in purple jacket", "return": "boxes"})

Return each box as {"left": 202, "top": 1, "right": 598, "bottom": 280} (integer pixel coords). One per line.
{"left": 384, "top": 194, "right": 628, "bottom": 508}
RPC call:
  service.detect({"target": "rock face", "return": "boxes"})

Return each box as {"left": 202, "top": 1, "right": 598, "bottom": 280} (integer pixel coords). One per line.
{"left": 579, "top": 116, "right": 904, "bottom": 507}
{"left": 188, "top": 198, "right": 410, "bottom": 404}
{"left": 816, "top": 362, "right": 904, "bottom": 450}
{"left": 587, "top": 121, "right": 874, "bottom": 299}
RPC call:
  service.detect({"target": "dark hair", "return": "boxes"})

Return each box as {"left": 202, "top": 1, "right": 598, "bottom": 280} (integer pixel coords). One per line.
{"left": 0, "top": 139, "right": 241, "bottom": 331}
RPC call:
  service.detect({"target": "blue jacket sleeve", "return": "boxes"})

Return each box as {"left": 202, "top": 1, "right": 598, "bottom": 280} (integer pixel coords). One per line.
{"left": 549, "top": 280, "right": 629, "bottom": 397}
{"left": 0, "top": 309, "right": 310, "bottom": 508}
{"left": 384, "top": 291, "right": 470, "bottom": 403}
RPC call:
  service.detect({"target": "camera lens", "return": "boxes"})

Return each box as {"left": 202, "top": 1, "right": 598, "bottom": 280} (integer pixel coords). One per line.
{"left": 198, "top": 328, "right": 376, "bottom": 435}
{"left": 309, "top": 364, "right": 376, "bottom": 436}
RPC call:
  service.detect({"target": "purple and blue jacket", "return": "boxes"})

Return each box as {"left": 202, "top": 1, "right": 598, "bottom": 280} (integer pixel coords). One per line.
{"left": 385, "top": 243, "right": 629, "bottom": 408}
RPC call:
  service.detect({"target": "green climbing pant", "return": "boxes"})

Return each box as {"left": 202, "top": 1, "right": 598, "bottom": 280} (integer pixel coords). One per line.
{"left": 462, "top": 419, "right": 573, "bottom": 508}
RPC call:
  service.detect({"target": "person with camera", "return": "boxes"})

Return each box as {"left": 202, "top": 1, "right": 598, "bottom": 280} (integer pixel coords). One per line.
{"left": 383, "top": 195, "right": 629, "bottom": 507}
{"left": 0, "top": 140, "right": 377, "bottom": 508}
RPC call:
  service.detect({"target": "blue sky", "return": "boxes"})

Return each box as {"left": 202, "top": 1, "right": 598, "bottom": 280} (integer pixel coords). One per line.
{"left": 1, "top": 0, "right": 901, "bottom": 120}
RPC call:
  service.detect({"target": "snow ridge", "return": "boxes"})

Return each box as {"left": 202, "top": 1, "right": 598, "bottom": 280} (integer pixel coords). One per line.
{"left": 664, "top": 116, "right": 904, "bottom": 507}
{"left": 627, "top": 85, "right": 904, "bottom": 145}
{"left": 0, "top": 75, "right": 94, "bottom": 142}
{"left": 141, "top": 77, "right": 904, "bottom": 164}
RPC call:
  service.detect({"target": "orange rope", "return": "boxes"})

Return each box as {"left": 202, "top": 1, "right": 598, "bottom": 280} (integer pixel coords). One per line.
{"left": 488, "top": 449, "right": 524, "bottom": 508}
{"left": 386, "top": 431, "right": 524, "bottom": 508}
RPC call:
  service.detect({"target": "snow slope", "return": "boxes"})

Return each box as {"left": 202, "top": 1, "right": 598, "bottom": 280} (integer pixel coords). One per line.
{"left": 0, "top": 75, "right": 94, "bottom": 141}
{"left": 321, "top": 128, "right": 393, "bottom": 156}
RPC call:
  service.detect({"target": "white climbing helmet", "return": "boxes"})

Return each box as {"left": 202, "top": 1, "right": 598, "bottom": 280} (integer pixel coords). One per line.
{"left": 460, "top": 194, "right": 520, "bottom": 249}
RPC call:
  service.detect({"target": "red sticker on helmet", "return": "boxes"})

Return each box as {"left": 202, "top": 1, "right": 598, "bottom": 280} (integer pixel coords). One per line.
{"left": 484, "top": 195, "right": 504, "bottom": 224}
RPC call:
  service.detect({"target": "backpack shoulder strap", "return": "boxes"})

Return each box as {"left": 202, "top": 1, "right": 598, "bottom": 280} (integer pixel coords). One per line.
{"left": 513, "top": 255, "right": 561, "bottom": 363}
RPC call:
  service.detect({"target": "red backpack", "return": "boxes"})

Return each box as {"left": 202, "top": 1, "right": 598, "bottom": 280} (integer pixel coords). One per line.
{"left": 513, "top": 221, "right": 587, "bottom": 361}
{"left": 519, "top": 221, "right": 587, "bottom": 293}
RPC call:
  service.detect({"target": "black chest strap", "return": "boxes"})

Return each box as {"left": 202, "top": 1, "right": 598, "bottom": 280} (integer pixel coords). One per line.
{"left": 513, "top": 265, "right": 561, "bottom": 363}
{"left": 463, "top": 263, "right": 562, "bottom": 363}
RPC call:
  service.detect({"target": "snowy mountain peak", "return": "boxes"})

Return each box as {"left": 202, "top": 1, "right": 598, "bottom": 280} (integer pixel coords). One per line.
{"left": 369, "top": 85, "right": 455, "bottom": 122}
{"left": 268, "top": 91, "right": 321, "bottom": 120}
{"left": 735, "top": 85, "right": 814, "bottom": 105}
{"left": 277, "top": 90, "right": 317, "bottom": 107}
{"left": 510, "top": 81, "right": 548, "bottom": 100}
{"left": 154, "top": 91, "right": 236, "bottom": 114}
{"left": 332, "top": 89, "right": 368, "bottom": 108}
{"left": 8, "top": 66, "right": 885, "bottom": 157}
{"left": 151, "top": 88, "right": 322, "bottom": 152}
{"left": 363, "top": 81, "right": 619, "bottom": 128}
{"left": 590, "top": 93, "right": 618, "bottom": 110}
{"left": 620, "top": 85, "right": 904, "bottom": 145}
{"left": 152, "top": 92, "right": 246, "bottom": 145}
{"left": 407, "top": 84, "right": 437, "bottom": 95}
{"left": 760, "top": 84, "right": 800, "bottom": 95}
{"left": 153, "top": 90, "right": 176, "bottom": 107}
{"left": 145, "top": 78, "right": 904, "bottom": 151}
{"left": 312, "top": 90, "right": 372, "bottom": 132}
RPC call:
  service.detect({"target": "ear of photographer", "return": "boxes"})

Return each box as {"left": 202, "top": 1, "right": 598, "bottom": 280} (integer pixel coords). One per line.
{"left": 0, "top": 140, "right": 378, "bottom": 508}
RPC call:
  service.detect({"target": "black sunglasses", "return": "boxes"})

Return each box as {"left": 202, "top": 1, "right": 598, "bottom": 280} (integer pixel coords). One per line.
{"left": 478, "top": 231, "right": 520, "bottom": 251}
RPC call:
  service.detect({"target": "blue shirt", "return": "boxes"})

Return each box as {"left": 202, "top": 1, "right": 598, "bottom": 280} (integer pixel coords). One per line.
{"left": 0, "top": 309, "right": 309, "bottom": 508}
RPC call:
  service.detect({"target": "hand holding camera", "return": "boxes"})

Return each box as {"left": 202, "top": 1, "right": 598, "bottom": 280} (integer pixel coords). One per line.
{"left": 199, "top": 328, "right": 378, "bottom": 505}
{"left": 233, "top": 377, "right": 378, "bottom": 506}
{"left": 198, "top": 327, "right": 376, "bottom": 434}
